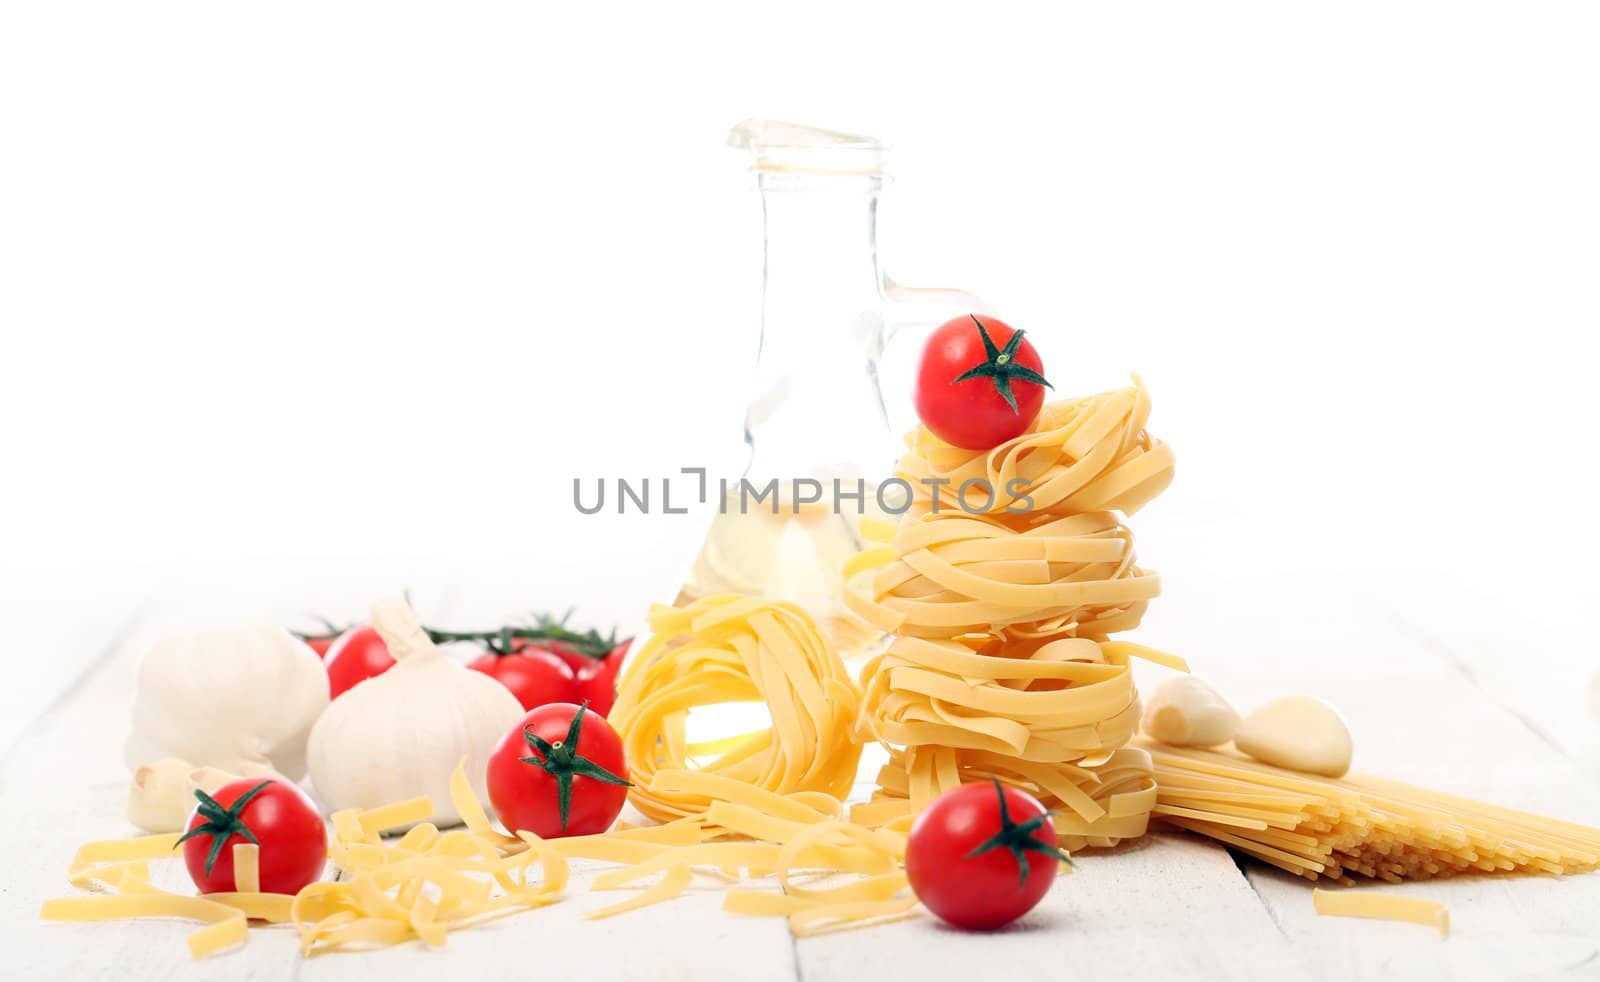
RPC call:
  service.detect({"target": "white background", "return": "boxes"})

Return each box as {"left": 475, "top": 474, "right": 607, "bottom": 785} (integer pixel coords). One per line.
{"left": 4, "top": 8, "right": 1600, "bottom": 979}
{"left": 3, "top": 1, "right": 1597, "bottom": 658}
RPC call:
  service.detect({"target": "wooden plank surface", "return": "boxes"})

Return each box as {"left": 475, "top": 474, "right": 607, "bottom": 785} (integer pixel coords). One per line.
{"left": 1148, "top": 571, "right": 1600, "bottom": 982}
{"left": 4, "top": 570, "right": 1599, "bottom": 981}
{"left": 1383, "top": 577, "right": 1600, "bottom": 786}
{"left": 796, "top": 831, "right": 1310, "bottom": 982}
{"left": 0, "top": 584, "right": 147, "bottom": 753}
{"left": 3, "top": 610, "right": 303, "bottom": 982}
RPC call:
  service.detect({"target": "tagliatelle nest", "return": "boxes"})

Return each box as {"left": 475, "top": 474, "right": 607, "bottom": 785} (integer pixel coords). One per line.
{"left": 844, "top": 376, "right": 1182, "bottom": 851}
{"left": 849, "top": 635, "right": 1183, "bottom": 850}
{"left": 895, "top": 374, "right": 1175, "bottom": 518}
{"left": 843, "top": 509, "right": 1158, "bottom": 641}
{"left": 608, "top": 595, "right": 865, "bottom": 826}
{"left": 845, "top": 376, "right": 1174, "bottom": 644}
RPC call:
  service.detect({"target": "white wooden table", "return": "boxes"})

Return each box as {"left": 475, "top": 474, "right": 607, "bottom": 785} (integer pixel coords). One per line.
{"left": 4, "top": 567, "right": 1599, "bottom": 982}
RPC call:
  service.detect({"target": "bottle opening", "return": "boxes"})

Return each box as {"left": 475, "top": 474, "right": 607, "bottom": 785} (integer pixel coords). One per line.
{"left": 728, "top": 118, "right": 888, "bottom": 182}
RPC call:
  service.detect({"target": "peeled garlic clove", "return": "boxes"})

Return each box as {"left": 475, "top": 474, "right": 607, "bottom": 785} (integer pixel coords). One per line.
{"left": 127, "top": 757, "right": 199, "bottom": 832}
{"left": 1141, "top": 676, "right": 1240, "bottom": 747}
{"left": 1235, "top": 695, "right": 1353, "bottom": 778}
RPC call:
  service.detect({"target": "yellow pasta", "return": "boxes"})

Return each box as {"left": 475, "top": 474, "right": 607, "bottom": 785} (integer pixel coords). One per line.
{"left": 896, "top": 375, "right": 1174, "bottom": 518}
{"left": 587, "top": 601, "right": 922, "bottom": 931}
{"left": 65, "top": 832, "right": 179, "bottom": 887}
{"left": 42, "top": 891, "right": 251, "bottom": 960}
{"left": 850, "top": 635, "right": 1184, "bottom": 849}
{"left": 42, "top": 761, "right": 570, "bottom": 960}
{"left": 1313, "top": 888, "right": 1449, "bottom": 936}
{"left": 845, "top": 509, "right": 1159, "bottom": 641}
{"left": 71, "top": 370, "right": 1600, "bottom": 953}
{"left": 847, "top": 379, "right": 1181, "bottom": 853}
{"left": 561, "top": 771, "right": 911, "bottom": 931}
{"left": 609, "top": 595, "right": 864, "bottom": 827}
{"left": 47, "top": 629, "right": 918, "bottom": 955}
{"left": 232, "top": 844, "right": 260, "bottom": 894}
{"left": 858, "top": 636, "right": 1181, "bottom": 761}
{"left": 1145, "top": 742, "right": 1600, "bottom": 883}
{"left": 847, "top": 379, "right": 1172, "bottom": 642}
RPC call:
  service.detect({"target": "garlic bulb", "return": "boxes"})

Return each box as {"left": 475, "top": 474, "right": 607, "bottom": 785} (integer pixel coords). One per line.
{"left": 126, "top": 758, "right": 251, "bottom": 833}
{"left": 124, "top": 624, "right": 329, "bottom": 781}
{"left": 307, "top": 596, "right": 523, "bottom": 826}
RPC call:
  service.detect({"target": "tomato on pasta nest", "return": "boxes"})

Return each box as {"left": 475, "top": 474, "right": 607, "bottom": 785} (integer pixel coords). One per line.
{"left": 914, "top": 314, "right": 1052, "bottom": 451}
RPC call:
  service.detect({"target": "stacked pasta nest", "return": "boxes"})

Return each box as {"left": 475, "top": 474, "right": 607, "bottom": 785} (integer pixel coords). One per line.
{"left": 845, "top": 378, "right": 1184, "bottom": 849}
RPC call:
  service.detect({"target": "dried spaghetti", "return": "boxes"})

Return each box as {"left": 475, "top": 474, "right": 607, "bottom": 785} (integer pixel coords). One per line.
{"left": 1145, "top": 741, "right": 1600, "bottom": 883}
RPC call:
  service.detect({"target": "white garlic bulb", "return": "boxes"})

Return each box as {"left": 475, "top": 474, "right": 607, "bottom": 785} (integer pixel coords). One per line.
{"left": 124, "top": 624, "right": 329, "bottom": 781}
{"left": 307, "top": 596, "right": 523, "bottom": 826}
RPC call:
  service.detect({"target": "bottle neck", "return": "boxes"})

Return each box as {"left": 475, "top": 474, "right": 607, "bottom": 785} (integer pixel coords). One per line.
{"left": 743, "top": 176, "right": 894, "bottom": 482}
{"left": 759, "top": 178, "right": 884, "bottom": 318}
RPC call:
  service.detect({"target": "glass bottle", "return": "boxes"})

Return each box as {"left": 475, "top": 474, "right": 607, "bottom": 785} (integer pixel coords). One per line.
{"left": 676, "top": 120, "right": 986, "bottom": 658}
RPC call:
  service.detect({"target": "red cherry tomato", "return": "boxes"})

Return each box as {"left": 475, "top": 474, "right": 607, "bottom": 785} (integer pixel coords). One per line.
{"left": 468, "top": 647, "right": 577, "bottom": 711}
{"left": 905, "top": 779, "right": 1070, "bottom": 930}
{"left": 571, "top": 639, "right": 630, "bottom": 716}
{"left": 304, "top": 636, "right": 336, "bottom": 659}
{"left": 179, "top": 778, "right": 326, "bottom": 895}
{"left": 536, "top": 640, "right": 607, "bottom": 674}
{"left": 486, "top": 702, "right": 631, "bottom": 838}
{"left": 510, "top": 636, "right": 587, "bottom": 674}
{"left": 914, "top": 314, "right": 1051, "bottom": 451}
{"left": 324, "top": 625, "right": 394, "bottom": 698}
{"left": 515, "top": 617, "right": 630, "bottom": 674}
{"left": 574, "top": 658, "right": 619, "bottom": 717}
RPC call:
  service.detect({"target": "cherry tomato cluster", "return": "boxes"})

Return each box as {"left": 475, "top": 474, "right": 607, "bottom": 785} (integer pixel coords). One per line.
{"left": 178, "top": 613, "right": 637, "bottom": 897}
{"left": 303, "top": 616, "right": 632, "bottom": 828}
{"left": 303, "top": 614, "right": 631, "bottom": 714}
{"left": 471, "top": 636, "right": 631, "bottom": 716}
